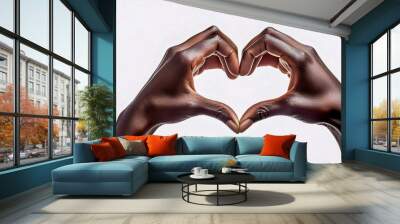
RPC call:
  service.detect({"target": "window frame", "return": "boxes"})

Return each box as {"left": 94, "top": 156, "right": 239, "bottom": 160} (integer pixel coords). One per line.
{"left": 370, "top": 20, "right": 400, "bottom": 154}
{"left": 0, "top": 0, "right": 91, "bottom": 171}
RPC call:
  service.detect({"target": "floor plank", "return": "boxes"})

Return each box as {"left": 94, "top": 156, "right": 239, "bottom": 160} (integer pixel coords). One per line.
{"left": 1, "top": 162, "right": 400, "bottom": 224}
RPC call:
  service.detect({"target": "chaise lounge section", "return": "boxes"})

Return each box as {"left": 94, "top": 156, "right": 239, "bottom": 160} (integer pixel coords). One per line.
{"left": 52, "top": 136, "right": 307, "bottom": 196}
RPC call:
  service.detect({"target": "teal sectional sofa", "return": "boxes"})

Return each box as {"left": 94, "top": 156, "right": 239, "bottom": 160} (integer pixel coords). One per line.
{"left": 52, "top": 136, "right": 307, "bottom": 196}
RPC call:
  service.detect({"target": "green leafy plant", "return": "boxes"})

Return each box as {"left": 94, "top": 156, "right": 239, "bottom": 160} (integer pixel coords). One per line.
{"left": 79, "top": 84, "right": 113, "bottom": 140}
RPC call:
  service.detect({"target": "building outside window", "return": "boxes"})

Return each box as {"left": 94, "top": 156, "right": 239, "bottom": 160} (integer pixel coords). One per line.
{"left": 371, "top": 23, "right": 400, "bottom": 154}
{"left": 28, "top": 81, "right": 34, "bottom": 94}
{"left": 28, "top": 66, "right": 34, "bottom": 79}
{"left": 35, "top": 70, "right": 40, "bottom": 81}
{"left": 0, "top": 54, "right": 7, "bottom": 90}
{"left": 41, "top": 85, "right": 46, "bottom": 97}
{"left": 0, "top": 0, "right": 91, "bottom": 170}
{"left": 41, "top": 73, "right": 46, "bottom": 83}
{"left": 0, "top": 71, "right": 6, "bottom": 83}
{"left": 0, "top": 54, "right": 7, "bottom": 67}
{"left": 35, "top": 83, "right": 40, "bottom": 95}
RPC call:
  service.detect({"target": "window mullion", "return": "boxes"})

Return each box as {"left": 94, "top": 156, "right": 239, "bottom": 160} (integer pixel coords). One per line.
{"left": 71, "top": 10, "right": 76, "bottom": 155}
{"left": 13, "top": 0, "right": 20, "bottom": 166}
{"left": 0, "top": 0, "right": 87, "bottom": 170}
{"left": 388, "top": 30, "right": 391, "bottom": 152}
{"left": 48, "top": 0, "right": 54, "bottom": 160}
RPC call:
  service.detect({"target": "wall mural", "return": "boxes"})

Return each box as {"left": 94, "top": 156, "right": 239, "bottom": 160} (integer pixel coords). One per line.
{"left": 116, "top": 0, "right": 341, "bottom": 163}
{"left": 116, "top": 26, "right": 341, "bottom": 146}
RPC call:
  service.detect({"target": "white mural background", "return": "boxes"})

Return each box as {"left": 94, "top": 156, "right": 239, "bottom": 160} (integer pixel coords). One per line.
{"left": 116, "top": 0, "right": 342, "bottom": 163}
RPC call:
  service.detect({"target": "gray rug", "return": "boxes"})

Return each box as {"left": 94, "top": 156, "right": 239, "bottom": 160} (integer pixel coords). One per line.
{"left": 38, "top": 183, "right": 362, "bottom": 214}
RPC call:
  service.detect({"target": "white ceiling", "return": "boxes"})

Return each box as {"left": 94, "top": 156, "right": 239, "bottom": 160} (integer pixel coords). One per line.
{"left": 165, "top": 0, "right": 384, "bottom": 38}
{"left": 227, "top": 0, "right": 352, "bottom": 22}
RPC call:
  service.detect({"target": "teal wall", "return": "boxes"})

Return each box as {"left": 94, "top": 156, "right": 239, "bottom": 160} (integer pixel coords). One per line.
{"left": 0, "top": 0, "right": 116, "bottom": 200}
{"left": 343, "top": 0, "right": 400, "bottom": 170}
{"left": 0, "top": 158, "right": 72, "bottom": 199}
{"left": 90, "top": 0, "right": 116, "bottom": 134}
{"left": 91, "top": 32, "right": 115, "bottom": 135}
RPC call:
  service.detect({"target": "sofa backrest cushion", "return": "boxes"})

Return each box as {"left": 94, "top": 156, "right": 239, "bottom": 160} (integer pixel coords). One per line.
{"left": 235, "top": 137, "right": 263, "bottom": 155}
{"left": 177, "top": 136, "right": 236, "bottom": 155}
{"left": 73, "top": 139, "right": 100, "bottom": 163}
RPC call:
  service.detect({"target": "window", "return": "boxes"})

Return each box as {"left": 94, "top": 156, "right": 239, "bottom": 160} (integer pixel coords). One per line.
{"left": 42, "top": 85, "right": 46, "bottom": 97}
{"left": 371, "top": 23, "right": 400, "bottom": 154}
{"left": 0, "top": 34, "right": 13, "bottom": 113}
{"left": 53, "top": 59, "right": 72, "bottom": 117}
{"left": 53, "top": 0, "right": 72, "bottom": 60}
{"left": 53, "top": 119, "right": 72, "bottom": 158}
{"left": 0, "top": 55, "right": 7, "bottom": 67}
{"left": 35, "top": 84, "right": 40, "bottom": 95}
{"left": 0, "top": 116, "right": 14, "bottom": 170}
{"left": 74, "top": 69, "right": 89, "bottom": 119}
{"left": 0, "top": 71, "right": 6, "bottom": 84}
{"left": 19, "top": 117, "right": 49, "bottom": 165}
{"left": 0, "top": 53, "right": 8, "bottom": 89}
{"left": 0, "top": 0, "right": 14, "bottom": 31}
{"left": 28, "top": 67, "right": 34, "bottom": 79}
{"left": 35, "top": 70, "right": 40, "bottom": 81}
{"left": 20, "top": 0, "right": 49, "bottom": 48}
{"left": 28, "top": 81, "right": 34, "bottom": 94}
{"left": 0, "top": 0, "right": 91, "bottom": 170}
{"left": 75, "top": 18, "right": 89, "bottom": 70}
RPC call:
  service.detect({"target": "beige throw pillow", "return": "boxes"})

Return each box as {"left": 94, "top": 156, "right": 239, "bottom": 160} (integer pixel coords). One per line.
{"left": 118, "top": 137, "right": 147, "bottom": 156}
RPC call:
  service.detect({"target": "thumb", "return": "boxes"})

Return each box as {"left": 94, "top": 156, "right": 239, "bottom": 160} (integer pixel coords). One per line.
{"left": 239, "top": 96, "right": 290, "bottom": 133}
{"left": 191, "top": 94, "right": 239, "bottom": 133}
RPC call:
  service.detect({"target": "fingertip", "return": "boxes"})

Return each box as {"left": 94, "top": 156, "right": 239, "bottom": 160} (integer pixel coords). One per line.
{"left": 239, "top": 119, "right": 253, "bottom": 133}
{"left": 238, "top": 64, "right": 250, "bottom": 76}
{"left": 227, "top": 72, "right": 239, "bottom": 80}
{"left": 226, "top": 120, "right": 240, "bottom": 133}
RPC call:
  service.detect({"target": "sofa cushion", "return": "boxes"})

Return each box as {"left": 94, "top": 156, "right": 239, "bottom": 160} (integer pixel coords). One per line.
{"left": 147, "top": 134, "right": 178, "bottom": 157}
{"left": 236, "top": 155, "right": 293, "bottom": 172}
{"left": 149, "top": 154, "right": 235, "bottom": 172}
{"left": 53, "top": 158, "right": 148, "bottom": 183}
{"left": 91, "top": 142, "right": 118, "bottom": 161}
{"left": 177, "top": 136, "right": 236, "bottom": 155}
{"left": 235, "top": 137, "right": 263, "bottom": 155}
{"left": 118, "top": 137, "right": 147, "bottom": 156}
{"left": 73, "top": 139, "right": 100, "bottom": 163}
{"left": 260, "top": 134, "right": 296, "bottom": 159}
{"left": 116, "top": 155, "right": 150, "bottom": 163}
{"left": 101, "top": 137, "right": 127, "bottom": 158}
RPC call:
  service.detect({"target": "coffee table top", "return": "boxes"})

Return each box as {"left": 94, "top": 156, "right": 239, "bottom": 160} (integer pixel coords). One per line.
{"left": 177, "top": 172, "right": 255, "bottom": 185}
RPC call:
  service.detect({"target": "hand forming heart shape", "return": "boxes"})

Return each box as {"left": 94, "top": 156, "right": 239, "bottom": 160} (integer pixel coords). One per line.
{"left": 116, "top": 26, "right": 341, "bottom": 144}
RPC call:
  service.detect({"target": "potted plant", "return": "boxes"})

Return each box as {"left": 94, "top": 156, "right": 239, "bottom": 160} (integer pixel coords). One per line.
{"left": 79, "top": 84, "right": 113, "bottom": 140}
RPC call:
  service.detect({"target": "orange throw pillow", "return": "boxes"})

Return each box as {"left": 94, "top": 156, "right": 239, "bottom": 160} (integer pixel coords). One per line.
{"left": 146, "top": 134, "right": 178, "bottom": 157}
{"left": 91, "top": 142, "right": 118, "bottom": 161}
{"left": 101, "top": 137, "right": 126, "bottom": 158}
{"left": 124, "top": 135, "right": 148, "bottom": 141}
{"left": 260, "top": 134, "right": 296, "bottom": 159}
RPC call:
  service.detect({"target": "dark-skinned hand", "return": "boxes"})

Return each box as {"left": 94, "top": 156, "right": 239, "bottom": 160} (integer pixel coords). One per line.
{"left": 238, "top": 27, "right": 341, "bottom": 144}
{"left": 116, "top": 26, "right": 240, "bottom": 135}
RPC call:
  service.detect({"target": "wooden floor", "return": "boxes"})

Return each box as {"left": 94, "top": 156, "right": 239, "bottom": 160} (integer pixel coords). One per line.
{"left": 1, "top": 162, "right": 400, "bottom": 224}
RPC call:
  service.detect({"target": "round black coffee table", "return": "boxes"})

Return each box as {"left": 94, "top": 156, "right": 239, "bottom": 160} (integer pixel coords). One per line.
{"left": 177, "top": 173, "right": 255, "bottom": 206}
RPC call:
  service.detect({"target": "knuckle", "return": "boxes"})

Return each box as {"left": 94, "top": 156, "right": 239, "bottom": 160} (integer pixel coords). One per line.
{"left": 262, "top": 27, "right": 275, "bottom": 35}
{"left": 296, "top": 51, "right": 308, "bottom": 64}
{"left": 304, "top": 44, "right": 315, "bottom": 52}
{"left": 263, "top": 33, "right": 273, "bottom": 42}
{"left": 215, "top": 107, "right": 229, "bottom": 121}
{"left": 208, "top": 25, "right": 220, "bottom": 34}
{"left": 246, "top": 48, "right": 256, "bottom": 58}
{"left": 166, "top": 46, "right": 178, "bottom": 56}
{"left": 255, "top": 105, "right": 270, "bottom": 121}
{"left": 303, "top": 45, "right": 317, "bottom": 57}
{"left": 173, "top": 50, "right": 190, "bottom": 64}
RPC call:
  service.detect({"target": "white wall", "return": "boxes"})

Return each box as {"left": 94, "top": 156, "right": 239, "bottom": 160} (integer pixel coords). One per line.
{"left": 117, "top": 0, "right": 342, "bottom": 163}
